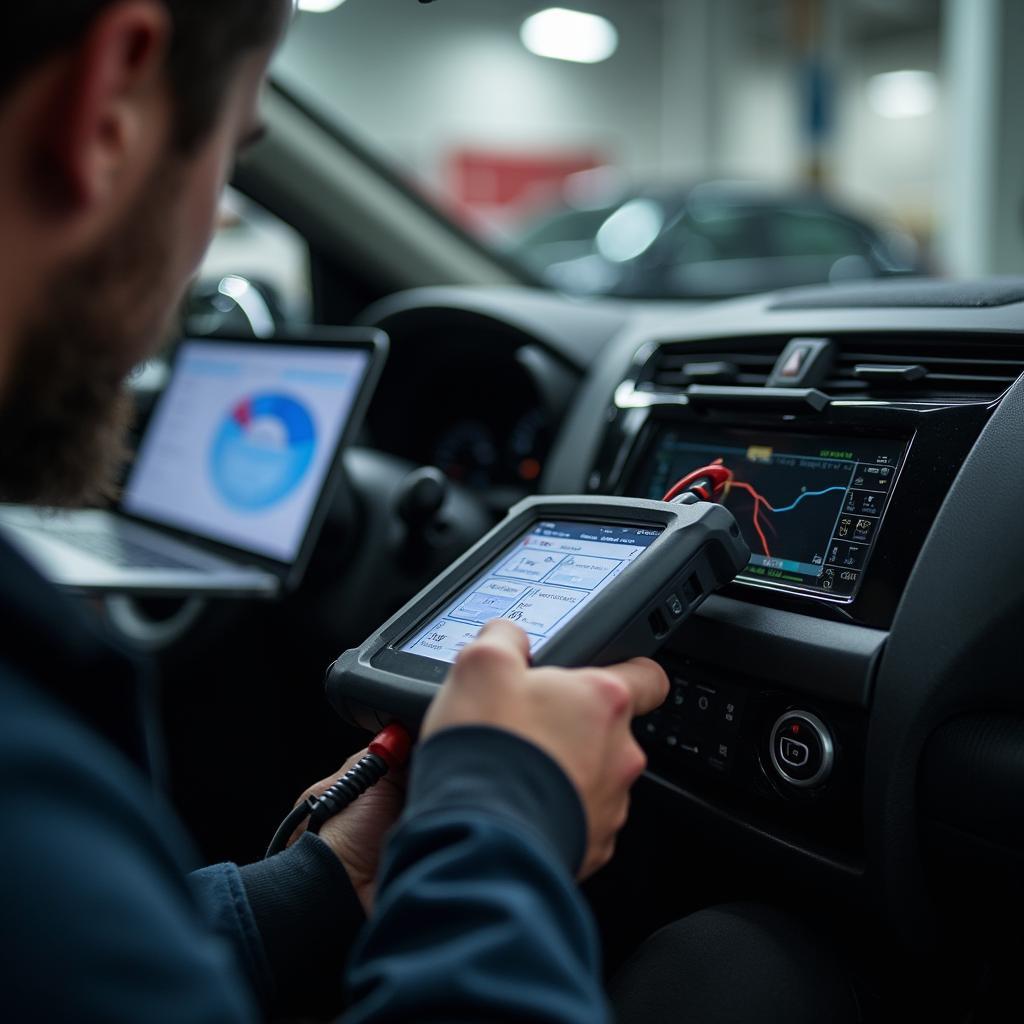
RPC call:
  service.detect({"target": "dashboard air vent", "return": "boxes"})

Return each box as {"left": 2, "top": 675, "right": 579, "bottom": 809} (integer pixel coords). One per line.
{"left": 823, "top": 336, "right": 1024, "bottom": 400}
{"left": 636, "top": 334, "right": 1024, "bottom": 402}
{"left": 638, "top": 341, "right": 780, "bottom": 391}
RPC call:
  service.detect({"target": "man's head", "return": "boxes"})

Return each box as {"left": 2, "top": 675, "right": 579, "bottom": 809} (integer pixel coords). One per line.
{"left": 0, "top": 1, "right": 290, "bottom": 505}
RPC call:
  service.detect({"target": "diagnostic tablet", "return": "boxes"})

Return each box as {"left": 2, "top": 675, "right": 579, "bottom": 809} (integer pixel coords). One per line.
{"left": 328, "top": 495, "right": 749, "bottom": 726}
{"left": 401, "top": 518, "right": 662, "bottom": 663}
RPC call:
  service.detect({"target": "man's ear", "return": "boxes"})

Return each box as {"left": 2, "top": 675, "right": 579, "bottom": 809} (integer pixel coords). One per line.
{"left": 46, "top": 0, "right": 172, "bottom": 210}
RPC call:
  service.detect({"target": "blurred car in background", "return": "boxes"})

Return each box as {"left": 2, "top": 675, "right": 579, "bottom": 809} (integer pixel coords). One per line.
{"left": 506, "top": 179, "right": 926, "bottom": 300}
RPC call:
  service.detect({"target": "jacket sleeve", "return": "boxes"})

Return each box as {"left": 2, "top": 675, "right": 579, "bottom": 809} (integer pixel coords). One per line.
{"left": 193, "top": 832, "right": 366, "bottom": 1013}
{"left": 344, "top": 726, "right": 610, "bottom": 1024}
{"left": 0, "top": 674, "right": 261, "bottom": 1024}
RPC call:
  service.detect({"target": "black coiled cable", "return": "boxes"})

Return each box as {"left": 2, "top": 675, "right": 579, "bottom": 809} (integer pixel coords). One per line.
{"left": 265, "top": 751, "right": 389, "bottom": 859}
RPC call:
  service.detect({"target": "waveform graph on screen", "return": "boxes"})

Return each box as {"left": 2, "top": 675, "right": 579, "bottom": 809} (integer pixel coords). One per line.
{"left": 636, "top": 427, "right": 903, "bottom": 600}
{"left": 722, "top": 459, "right": 849, "bottom": 567}
{"left": 641, "top": 432, "right": 858, "bottom": 580}
{"left": 210, "top": 393, "right": 317, "bottom": 511}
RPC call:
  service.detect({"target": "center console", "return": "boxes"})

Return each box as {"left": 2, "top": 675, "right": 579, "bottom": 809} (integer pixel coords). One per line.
{"left": 361, "top": 283, "right": 1024, "bottom": 953}
{"left": 565, "top": 330, "right": 1008, "bottom": 871}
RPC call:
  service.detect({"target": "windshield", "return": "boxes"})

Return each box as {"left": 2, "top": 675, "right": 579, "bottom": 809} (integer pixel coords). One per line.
{"left": 272, "top": 0, "right": 986, "bottom": 301}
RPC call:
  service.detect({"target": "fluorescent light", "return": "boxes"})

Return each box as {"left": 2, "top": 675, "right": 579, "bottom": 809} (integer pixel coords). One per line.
{"left": 866, "top": 70, "right": 937, "bottom": 119}
{"left": 521, "top": 8, "right": 619, "bottom": 65}
{"left": 297, "top": 0, "right": 346, "bottom": 13}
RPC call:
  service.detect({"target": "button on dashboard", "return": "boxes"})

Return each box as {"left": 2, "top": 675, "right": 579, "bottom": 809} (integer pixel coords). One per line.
{"left": 662, "top": 716, "right": 700, "bottom": 755}
{"left": 843, "top": 490, "right": 883, "bottom": 517}
{"left": 694, "top": 684, "right": 717, "bottom": 716}
{"left": 852, "top": 463, "right": 893, "bottom": 491}
{"left": 835, "top": 515, "right": 876, "bottom": 545}
{"left": 721, "top": 697, "right": 741, "bottom": 731}
{"left": 826, "top": 540, "right": 867, "bottom": 571}
{"left": 769, "top": 711, "right": 835, "bottom": 788}
{"left": 779, "top": 736, "right": 809, "bottom": 767}
{"left": 705, "top": 739, "right": 734, "bottom": 774}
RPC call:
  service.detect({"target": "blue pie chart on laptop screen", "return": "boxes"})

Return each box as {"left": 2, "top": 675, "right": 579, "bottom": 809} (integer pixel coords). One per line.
{"left": 210, "top": 393, "right": 317, "bottom": 511}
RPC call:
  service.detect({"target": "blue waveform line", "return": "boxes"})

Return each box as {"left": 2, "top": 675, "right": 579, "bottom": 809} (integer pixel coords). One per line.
{"left": 769, "top": 486, "right": 847, "bottom": 513}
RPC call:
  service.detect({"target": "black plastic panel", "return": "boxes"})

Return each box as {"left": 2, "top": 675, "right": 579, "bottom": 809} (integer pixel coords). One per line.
{"left": 922, "top": 714, "right": 1024, "bottom": 853}
{"left": 867, "top": 370, "right": 1024, "bottom": 952}
{"left": 671, "top": 595, "right": 885, "bottom": 707}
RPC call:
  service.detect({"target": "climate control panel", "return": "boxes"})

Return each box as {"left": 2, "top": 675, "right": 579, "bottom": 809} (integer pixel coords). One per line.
{"left": 637, "top": 673, "right": 747, "bottom": 778}
{"left": 635, "top": 655, "right": 864, "bottom": 839}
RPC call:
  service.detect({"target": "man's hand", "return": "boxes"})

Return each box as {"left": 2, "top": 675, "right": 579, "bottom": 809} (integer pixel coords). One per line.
{"left": 287, "top": 752, "right": 406, "bottom": 915}
{"left": 421, "top": 620, "right": 669, "bottom": 879}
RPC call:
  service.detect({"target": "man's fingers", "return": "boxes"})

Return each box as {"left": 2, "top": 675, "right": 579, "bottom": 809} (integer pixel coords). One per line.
{"left": 462, "top": 619, "right": 532, "bottom": 666}
{"left": 602, "top": 657, "right": 670, "bottom": 717}
{"left": 298, "top": 748, "right": 369, "bottom": 805}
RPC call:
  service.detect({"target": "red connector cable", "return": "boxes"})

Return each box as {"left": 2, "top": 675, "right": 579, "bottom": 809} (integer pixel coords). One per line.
{"left": 662, "top": 458, "right": 733, "bottom": 503}
{"left": 663, "top": 459, "right": 779, "bottom": 559}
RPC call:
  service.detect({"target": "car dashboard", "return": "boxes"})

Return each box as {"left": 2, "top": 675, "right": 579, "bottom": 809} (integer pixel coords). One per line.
{"left": 356, "top": 277, "right": 1024, "bottom": 959}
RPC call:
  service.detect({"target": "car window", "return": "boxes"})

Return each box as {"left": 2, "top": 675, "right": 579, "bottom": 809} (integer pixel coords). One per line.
{"left": 665, "top": 210, "right": 766, "bottom": 263}
{"left": 768, "top": 211, "right": 870, "bottom": 259}
{"left": 515, "top": 207, "right": 619, "bottom": 250}
{"left": 273, "top": 0, "right": 964, "bottom": 299}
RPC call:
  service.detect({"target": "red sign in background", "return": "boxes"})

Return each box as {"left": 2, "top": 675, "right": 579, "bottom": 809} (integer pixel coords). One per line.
{"left": 447, "top": 149, "right": 604, "bottom": 229}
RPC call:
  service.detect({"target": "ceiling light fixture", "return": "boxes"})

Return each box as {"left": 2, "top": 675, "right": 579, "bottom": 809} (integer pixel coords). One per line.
{"left": 297, "top": 0, "right": 347, "bottom": 13}
{"left": 521, "top": 8, "right": 619, "bottom": 65}
{"left": 866, "top": 70, "right": 937, "bottom": 119}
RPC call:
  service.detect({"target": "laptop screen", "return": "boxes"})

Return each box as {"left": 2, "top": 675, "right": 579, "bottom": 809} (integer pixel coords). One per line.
{"left": 122, "top": 339, "right": 372, "bottom": 563}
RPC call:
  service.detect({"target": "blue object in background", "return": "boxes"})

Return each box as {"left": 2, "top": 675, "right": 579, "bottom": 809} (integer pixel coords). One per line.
{"left": 210, "top": 393, "right": 317, "bottom": 511}
{"left": 803, "top": 58, "right": 833, "bottom": 144}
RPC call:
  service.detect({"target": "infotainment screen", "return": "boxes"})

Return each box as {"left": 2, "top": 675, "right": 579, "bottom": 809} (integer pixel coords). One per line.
{"left": 627, "top": 428, "right": 906, "bottom": 600}
{"left": 401, "top": 520, "right": 662, "bottom": 663}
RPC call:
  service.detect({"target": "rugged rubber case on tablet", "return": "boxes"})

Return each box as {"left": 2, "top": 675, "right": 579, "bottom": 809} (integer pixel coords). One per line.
{"left": 327, "top": 495, "right": 749, "bottom": 730}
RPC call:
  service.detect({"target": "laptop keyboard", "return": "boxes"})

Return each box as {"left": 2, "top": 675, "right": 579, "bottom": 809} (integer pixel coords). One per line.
{"left": 45, "top": 529, "right": 203, "bottom": 571}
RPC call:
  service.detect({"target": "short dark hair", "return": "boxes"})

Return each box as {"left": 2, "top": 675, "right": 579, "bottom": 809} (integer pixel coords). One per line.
{"left": 3, "top": 2, "right": 286, "bottom": 151}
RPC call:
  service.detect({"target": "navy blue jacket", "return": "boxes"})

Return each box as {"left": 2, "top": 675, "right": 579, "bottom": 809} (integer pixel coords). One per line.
{"left": 0, "top": 535, "right": 608, "bottom": 1021}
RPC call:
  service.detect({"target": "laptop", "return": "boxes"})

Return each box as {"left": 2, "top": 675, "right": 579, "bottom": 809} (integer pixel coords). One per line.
{"left": 0, "top": 328, "right": 387, "bottom": 597}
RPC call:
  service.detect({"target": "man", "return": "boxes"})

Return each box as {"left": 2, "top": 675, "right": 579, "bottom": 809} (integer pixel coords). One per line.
{"left": 0, "top": 3, "right": 669, "bottom": 1020}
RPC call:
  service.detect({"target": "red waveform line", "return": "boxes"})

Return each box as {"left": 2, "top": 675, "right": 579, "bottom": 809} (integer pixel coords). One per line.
{"left": 661, "top": 460, "right": 775, "bottom": 559}
{"left": 728, "top": 480, "right": 773, "bottom": 559}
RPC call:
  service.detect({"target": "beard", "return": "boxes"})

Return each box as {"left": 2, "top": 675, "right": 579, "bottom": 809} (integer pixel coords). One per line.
{"left": 0, "top": 165, "right": 183, "bottom": 507}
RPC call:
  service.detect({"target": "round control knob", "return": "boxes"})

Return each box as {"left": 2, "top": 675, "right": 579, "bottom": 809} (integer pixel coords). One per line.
{"left": 395, "top": 467, "right": 448, "bottom": 532}
{"left": 769, "top": 710, "right": 834, "bottom": 789}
